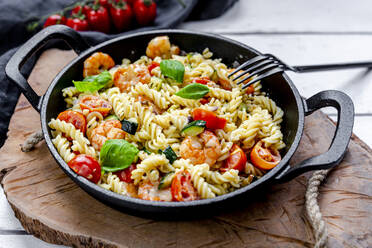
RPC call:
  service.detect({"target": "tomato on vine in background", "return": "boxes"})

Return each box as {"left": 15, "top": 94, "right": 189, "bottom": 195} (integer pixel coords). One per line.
{"left": 86, "top": 0, "right": 111, "bottom": 33}
{"left": 66, "top": 15, "right": 89, "bottom": 31}
{"left": 110, "top": 0, "right": 133, "bottom": 32}
{"left": 133, "top": 0, "right": 157, "bottom": 26}
{"left": 43, "top": 14, "right": 66, "bottom": 28}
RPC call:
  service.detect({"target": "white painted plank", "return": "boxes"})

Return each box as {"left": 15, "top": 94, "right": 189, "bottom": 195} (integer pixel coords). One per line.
{"left": 221, "top": 34, "right": 372, "bottom": 114}
{"left": 0, "top": 235, "right": 66, "bottom": 248}
{"left": 0, "top": 188, "right": 24, "bottom": 231}
{"left": 181, "top": 0, "right": 372, "bottom": 33}
{"left": 329, "top": 115, "right": 372, "bottom": 148}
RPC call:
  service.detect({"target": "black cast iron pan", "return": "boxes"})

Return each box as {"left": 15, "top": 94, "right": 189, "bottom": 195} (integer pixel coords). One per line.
{"left": 5, "top": 25, "right": 354, "bottom": 218}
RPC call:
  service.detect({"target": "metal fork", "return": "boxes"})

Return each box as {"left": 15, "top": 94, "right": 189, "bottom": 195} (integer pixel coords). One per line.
{"left": 228, "top": 53, "right": 372, "bottom": 89}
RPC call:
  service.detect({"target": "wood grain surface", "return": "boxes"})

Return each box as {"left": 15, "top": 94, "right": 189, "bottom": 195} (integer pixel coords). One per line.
{"left": 0, "top": 49, "right": 371, "bottom": 248}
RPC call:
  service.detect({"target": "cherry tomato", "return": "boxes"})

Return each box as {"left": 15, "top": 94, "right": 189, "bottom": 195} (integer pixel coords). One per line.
{"left": 110, "top": 0, "right": 133, "bottom": 32}
{"left": 43, "top": 14, "right": 66, "bottom": 28}
{"left": 125, "top": 0, "right": 136, "bottom": 5}
{"left": 147, "top": 61, "right": 159, "bottom": 75}
{"left": 133, "top": 0, "right": 157, "bottom": 26}
{"left": 171, "top": 170, "right": 198, "bottom": 202}
{"left": 192, "top": 108, "right": 227, "bottom": 130}
{"left": 99, "top": 0, "right": 110, "bottom": 8}
{"left": 114, "top": 164, "right": 136, "bottom": 183}
{"left": 193, "top": 77, "right": 210, "bottom": 85}
{"left": 68, "top": 154, "right": 101, "bottom": 183}
{"left": 221, "top": 144, "right": 247, "bottom": 173}
{"left": 71, "top": 5, "right": 91, "bottom": 16}
{"left": 87, "top": 4, "right": 111, "bottom": 33}
{"left": 250, "top": 141, "right": 281, "bottom": 170}
{"left": 57, "top": 110, "right": 87, "bottom": 134}
{"left": 66, "top": 17, "right": 90, "bottom": 31}
{"left": 79, "top": 95, "right": 112, "bottom": 116}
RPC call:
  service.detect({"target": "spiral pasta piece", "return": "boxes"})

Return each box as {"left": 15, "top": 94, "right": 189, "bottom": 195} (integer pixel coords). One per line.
{"left": 52, "top": 134, "right": 75, "bottom": 162}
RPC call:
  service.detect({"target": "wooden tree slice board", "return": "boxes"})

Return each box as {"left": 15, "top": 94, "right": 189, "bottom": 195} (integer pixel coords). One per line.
{"left": 1, "top": 49, "right": 371, "bottom": 248}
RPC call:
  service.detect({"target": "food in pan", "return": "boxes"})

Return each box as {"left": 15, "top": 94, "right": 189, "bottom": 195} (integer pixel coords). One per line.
{"left": 49, "top": 35, "right": 285, "bottom": 201}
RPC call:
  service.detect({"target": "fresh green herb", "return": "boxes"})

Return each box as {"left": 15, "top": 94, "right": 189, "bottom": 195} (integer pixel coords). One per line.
{"left": 100, "top": 139, "right": 139, "bottom": 172}
{"left": 181, "top": 120, "right": 206, "bottom": 136}
{"left": 162, "top": 146, "right": 178, "bottom": 164}
{"left": 121, "top": 120, "right": 138, "bottom": 135}
{"left": 73, "top": 71, "right": 112, "bottom": 92}
{"left": 160, "top": 60, "right": 184, "bottom": 83}
{"left": 175, "top": 83, "right": 209, "bottom": 99}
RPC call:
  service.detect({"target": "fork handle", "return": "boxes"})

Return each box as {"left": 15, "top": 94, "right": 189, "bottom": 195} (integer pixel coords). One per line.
{"left": 292, "top": 61, "right": 372, "bottom": 73}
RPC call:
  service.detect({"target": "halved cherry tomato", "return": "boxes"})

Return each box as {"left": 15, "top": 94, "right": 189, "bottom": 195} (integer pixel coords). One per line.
{"left": 57, "top": 110, "right": 87, "bottom": 134}
{"left": 114, "top": 164, "right": 137, "bottom": 183}
{"left": 147, "top": 61, "right": 159, "bottom": 75}
{"left": 250, "top": 141, "right": 281, "bottom": 170}
{"left": 79, "top": 95, "right": 112, "bottom": 116}
{"left": 192, "top": 108, "right": 227, "bottom": 130}
{"left": 68, "top": 154, "right": 101, "bottom": 183}
{"left": 221, "top": 144, "right": 247, "bottom": 173}
{"left": 171, "top": 170, "right": 198, "bottom": 201}
{"left": 193, "top": 77, "right": 210, "bottom": 85}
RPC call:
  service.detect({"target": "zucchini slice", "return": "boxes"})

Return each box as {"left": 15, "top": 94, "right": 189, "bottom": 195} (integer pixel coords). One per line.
{"left": 162, "top": 146, "right": 177, "bottom": 164}
{"left": 158, "top": 172, "right": 175, "bottom": 190}
{"left": 181, "top": 120, "right": 206, "bottom": 136}
{"left": 121, "top": 120, "right": 138, "bottom": 135}
{"left": 104, "top": 115, "right": 119, "bottom": 121}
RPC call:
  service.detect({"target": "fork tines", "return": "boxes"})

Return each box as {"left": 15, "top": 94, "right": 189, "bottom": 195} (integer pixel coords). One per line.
{"left": 228, "top": 54, "right": 285, "bottom": 89}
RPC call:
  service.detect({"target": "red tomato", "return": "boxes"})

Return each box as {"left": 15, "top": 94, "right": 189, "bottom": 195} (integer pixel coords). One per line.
{"left": 71, "top": 5, "right": 91, "bottom": 16}
{"left": 43, "top": 14, "right": 66, "bottom": 28}
{"left": 110, "top": 0, "right": 133, "bottom": 32}
{"left": 114, "top": 164, "right": 136, "bottom": 183}
{"left": 246, "top": 85, "right": 255, "bottom": 95}
{"left": 147, "top": 61, "right": 159, "bottom": 75}
{"left": 79, "top": 95, "right": 112, "bottom": 116}
{"left": 99, "top": 0, "right": 110, "bottom": 8}
{"left": 68, "top": 155, "right": 101, "bottom": 183}
{"left": 125, "top": 0, "right": 135, "bottom": 5}
{"left": 192, "top": 108, "right": 227, "bottom": 130}
{"left": 221, "top": 144, "right": 247, "bottom": 173}
{"left": 250, "top": 141, "right": 281, "bottom": 170}
{"left": 133, "top": 0, "right": 157, "bottom": 26}
{"left": 87, "top": 5, "right": 111, "bottom": 33}
{"left": 193, "top": 77, "right": 210, "bottom": 85}
{"left": 57, "top": 110, "right": 87, "bottom": 134}
{"left": 171, "top": 170, "right": 198, "bottom": 201}
{"left": 66, "top": 17, "right": 89, "bottom": 31}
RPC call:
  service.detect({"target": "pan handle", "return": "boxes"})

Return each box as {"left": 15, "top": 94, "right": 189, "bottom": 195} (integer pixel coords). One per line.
{"left": 5, "top": 25, "right": 90, "bottom": 112}
{"left": 275, "top": 90, "right": 354, "bottom": 182}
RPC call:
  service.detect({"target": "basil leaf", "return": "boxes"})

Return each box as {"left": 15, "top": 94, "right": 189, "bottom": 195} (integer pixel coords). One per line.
{"left": 100, "top": 139, "right": 139, "bottom": 172}
{"left": 73, "top": 71, "right": 112, "bottom": 92}
{"left": 160, "top": 60, "right": 184, "bottom": 83}
{"left": 175, "top": 83, "right": 209, "bottom": 99}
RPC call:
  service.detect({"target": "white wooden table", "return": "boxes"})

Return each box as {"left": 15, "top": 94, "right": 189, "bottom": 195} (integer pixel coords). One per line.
{"left": 1, "top": 0, "right": 372, "bottom": 247}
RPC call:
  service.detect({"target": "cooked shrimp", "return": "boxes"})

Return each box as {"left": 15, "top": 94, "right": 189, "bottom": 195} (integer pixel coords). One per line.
{"left": 83, "top": 52, "right": 115, "bottom": 77}
{"left": 146, "top": 36, "right": 180, "bottom": 59}
{"left": 180, "top": 130, "right": 221, "bottom": 166}
{"left": 113, "top": 64, "right": 151, "bottom": 92}
{"left": 138, "top": 180, "right": 172, "bottom": 201}
{"left": 90, "top": 120, "right": 126, "bottom": 151}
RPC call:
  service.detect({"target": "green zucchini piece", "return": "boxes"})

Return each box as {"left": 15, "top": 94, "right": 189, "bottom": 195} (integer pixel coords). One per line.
{"left": 104, "top": 115, "right": 119, "bottom": 121}
{"left": 181, "top": 120, "right": 206, "bottom": 136}
{"left": 158, "top": 172, "right": 175, "bottom": 190}
{"left": 162, "top": 146, "right": 177, "bottom": 164}
{"left": 121, "top": 120, "right": 138, "bottom": 135}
